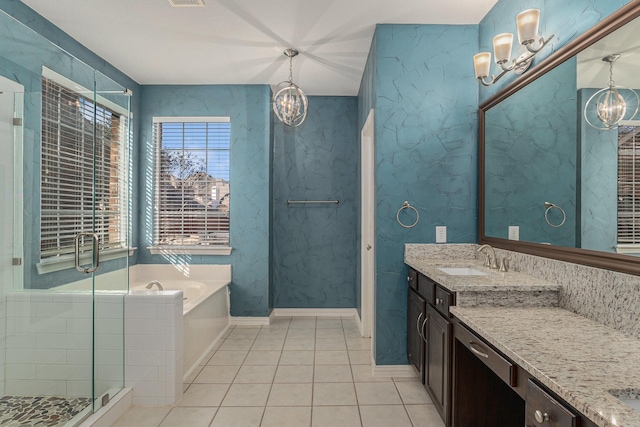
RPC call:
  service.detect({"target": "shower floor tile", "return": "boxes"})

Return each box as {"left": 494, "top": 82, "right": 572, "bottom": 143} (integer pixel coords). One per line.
{"left": 0, "top": 395, "right": 92, "bottom": 426}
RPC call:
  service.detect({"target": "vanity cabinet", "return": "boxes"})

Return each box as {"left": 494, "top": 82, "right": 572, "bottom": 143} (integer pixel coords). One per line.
{"left": 407, "top": 268, "right": 454, "bottom": 426}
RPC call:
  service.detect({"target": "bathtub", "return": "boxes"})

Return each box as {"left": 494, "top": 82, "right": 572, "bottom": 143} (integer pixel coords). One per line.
{"left": 129, "top": 264, "right": 231, "bottom": 381}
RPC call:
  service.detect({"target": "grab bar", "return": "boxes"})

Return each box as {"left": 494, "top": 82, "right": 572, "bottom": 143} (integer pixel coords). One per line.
{"left": 287, "top": 199, "right": 339, "bottom": 204}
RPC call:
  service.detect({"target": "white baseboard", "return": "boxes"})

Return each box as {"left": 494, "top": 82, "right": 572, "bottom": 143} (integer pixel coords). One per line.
{"left": 230, "top": 316, "right": 271, "bottom": 326}
{"left": 373, "top": 363, "right": 417, "bottom": 378}
{"left": 271, "top": 308, "right": 358, "bottom": 317}
{"left": 80, "top": 388, "right": 132, "bottom": 427}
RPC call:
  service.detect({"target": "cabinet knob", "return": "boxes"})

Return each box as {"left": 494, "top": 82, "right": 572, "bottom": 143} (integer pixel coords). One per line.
{"left": 534, "top": 410, "right": 550, "bottom": 424}
{"left": 436, "top": 298, "right": 443, "bottom": 304}
{"left": 407, "top": 276, "right": 413, "bottom": 282}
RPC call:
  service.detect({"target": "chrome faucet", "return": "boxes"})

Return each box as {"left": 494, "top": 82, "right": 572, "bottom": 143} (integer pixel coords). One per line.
{"left": 477, "top": 244, "right": 499, "bottom": 270}
{"left": 146, "top": 281, "right": 163, "bottom": 291}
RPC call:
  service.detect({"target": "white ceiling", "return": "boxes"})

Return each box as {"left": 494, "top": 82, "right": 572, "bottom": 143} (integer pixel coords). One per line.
{"left": 20, "top": 0, "right": 499, "bottom": 96}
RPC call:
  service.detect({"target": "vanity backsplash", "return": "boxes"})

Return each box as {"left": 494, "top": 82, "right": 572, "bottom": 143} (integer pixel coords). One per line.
{"left": 405, "top": 244, "right": 640, "bottom": 340}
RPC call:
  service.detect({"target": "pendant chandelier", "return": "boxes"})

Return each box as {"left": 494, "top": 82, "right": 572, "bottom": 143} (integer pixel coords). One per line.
{"left": 584, "top": 54, "right": 639, "bottom": 130}
{"left": 273, "top": 49, "right": 308, "bottom": 127}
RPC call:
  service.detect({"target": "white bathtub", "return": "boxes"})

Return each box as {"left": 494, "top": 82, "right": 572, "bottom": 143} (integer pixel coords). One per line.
{"left": 129, "top": 264, "right": 231, "bottom": 381}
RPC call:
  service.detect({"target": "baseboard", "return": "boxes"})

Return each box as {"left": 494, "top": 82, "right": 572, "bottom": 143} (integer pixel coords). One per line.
{"left": 356, "top": 312, "right": 363, "bottom": 335}
{"left": 373, "top": 363, "right": 417, "bottom": 378}
{"left": 80, "top": 388, "right": 132, "bottom": 427}
{"left": 230, "top": 316, "right": 271, "bottom": 326}
{"left": 183, "top": 323, "right": 231, "bottom": 382}
{"left": 271, "top": 308, "right": 358, "bottom": 317}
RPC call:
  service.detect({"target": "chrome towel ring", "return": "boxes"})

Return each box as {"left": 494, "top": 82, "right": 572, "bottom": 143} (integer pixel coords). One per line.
{"left": 544, "top": 201, "right": 566, "bottom": 228}
{"left": 397, "top": 201, "right": 419, "bottom": 228}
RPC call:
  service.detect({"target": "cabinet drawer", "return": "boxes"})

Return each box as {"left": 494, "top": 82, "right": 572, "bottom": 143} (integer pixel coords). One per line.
{"left": 408, "top": 268, "right": 418, "bottom": 291}
{"left": 526, "top": 380, "right": 577, "bottom": 427}
{"left": 456, "top": 323, "right": 516, "bottom": 387}
{"left": 417, "top": 274, "right": 435, "bottom": 304}
{"left": 434, "top": 286, "right": 454, "bottom": 317}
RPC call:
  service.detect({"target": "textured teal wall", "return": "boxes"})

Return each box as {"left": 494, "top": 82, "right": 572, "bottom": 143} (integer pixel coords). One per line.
{"left": 138, "top": 85, "right": 272, "bottom": 317}
{"left": 373, "top": 24, "right": 479, "bottom": 365}
{"left": 272, "top": 96, "right": 358, "bottom": 308}
{"left": 484, "top": 58, "right": 577, "bottom": 246}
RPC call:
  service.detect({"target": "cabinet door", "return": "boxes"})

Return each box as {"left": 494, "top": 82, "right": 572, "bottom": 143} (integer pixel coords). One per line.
{"left": 427, "top": 304, "right": 451, "bottom": 425}
{"left": 408, "top": 288, "right": 426, "bottom": 381}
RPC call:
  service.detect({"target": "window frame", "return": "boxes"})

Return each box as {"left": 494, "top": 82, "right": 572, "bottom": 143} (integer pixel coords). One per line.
{"left": 616, "top": 120, "right": 640, "bottom": 254}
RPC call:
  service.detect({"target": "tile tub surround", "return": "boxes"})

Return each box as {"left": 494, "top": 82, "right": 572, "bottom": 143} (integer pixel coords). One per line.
{"left": 452, "top": 306, "right": 640, "bottom": 427}
{"left": 112, "top": 316, "right": 445, "bottom": 427}
{"left": 404, "top": 244, "right": 560, "bottom": 307}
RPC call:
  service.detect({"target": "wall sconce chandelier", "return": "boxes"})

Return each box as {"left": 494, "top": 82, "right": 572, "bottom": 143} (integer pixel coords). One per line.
{"left": 584, "top": 54, "right": 639, "bottom": 130}
{"left": 273, "top": 48, "right": 308, "bottom": 127}
{"left": 473, "top": 9, "right": 554, "bottom": 86}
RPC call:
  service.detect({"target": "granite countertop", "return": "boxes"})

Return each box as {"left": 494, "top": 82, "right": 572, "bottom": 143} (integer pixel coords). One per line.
{"left": 404, "top": 257, "right": 560, "bottom": 293}
{"left": 451, "top": 306, "right": 640, "bottom": 427}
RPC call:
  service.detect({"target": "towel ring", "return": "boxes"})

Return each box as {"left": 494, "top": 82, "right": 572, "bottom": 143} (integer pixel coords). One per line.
{"left": 397, "top": 201, "right": 419, "bottom": 228}
{"left": 544, "top": 201, "right": 566, "bottom": 228}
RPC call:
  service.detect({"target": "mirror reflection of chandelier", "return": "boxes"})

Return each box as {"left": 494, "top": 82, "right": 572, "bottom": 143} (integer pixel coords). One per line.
{"left": 584, "top": 54, "right": 639, "bottom": 130}
{"left": 272, "top": 49, "right": 308, "bottom": 127}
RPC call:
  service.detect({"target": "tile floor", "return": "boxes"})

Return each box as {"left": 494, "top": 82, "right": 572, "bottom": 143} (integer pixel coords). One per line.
{"left": 112, "top": 316, "right": 445, "bottom": 427}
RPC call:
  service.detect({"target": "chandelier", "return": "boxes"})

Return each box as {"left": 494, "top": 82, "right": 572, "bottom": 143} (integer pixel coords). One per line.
{"left": 273, "top": 49, "right": 308, "bottom": 127}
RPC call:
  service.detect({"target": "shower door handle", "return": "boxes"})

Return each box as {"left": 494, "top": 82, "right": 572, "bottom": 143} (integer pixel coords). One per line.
{"left": 74, "top": 232, "right": 100, "bottom": 274}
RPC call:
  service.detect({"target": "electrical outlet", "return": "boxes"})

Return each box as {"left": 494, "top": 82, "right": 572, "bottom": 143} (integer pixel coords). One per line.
{"left": 436, "top": 226, "right": 447, "bottom": 243}
{"left": 508, "top": 226, "right": 519, "bottom": 241}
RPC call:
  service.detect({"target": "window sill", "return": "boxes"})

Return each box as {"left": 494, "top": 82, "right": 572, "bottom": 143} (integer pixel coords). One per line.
{"left": 36, "top": 247, "right": 135, "bottom": 275}
{"left": 148, "top": 246, "right": 233, "bottom": 256}
{"left": 615, "top": 244, "right": 640, "bottom": 254}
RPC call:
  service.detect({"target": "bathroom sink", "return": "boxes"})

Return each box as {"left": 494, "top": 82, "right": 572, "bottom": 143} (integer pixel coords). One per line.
{"left": 609, "top": 390, "right": 640, "bottom": 413}
{"left": 437, "top": 267, "right": 488, "bottom": 276}
{"left": 620, "top": 399, "right": 640, "bottom": 413}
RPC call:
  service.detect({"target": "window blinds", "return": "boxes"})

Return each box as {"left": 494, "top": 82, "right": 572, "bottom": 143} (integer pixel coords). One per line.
{"left": 153, "top": 119, "right": 231, "bottom": 246}
{"left": 41, "top": 76, "right": 127, "bottom": 259}
{"left": 618, "top": 124, "right": 640, "bottom": 244}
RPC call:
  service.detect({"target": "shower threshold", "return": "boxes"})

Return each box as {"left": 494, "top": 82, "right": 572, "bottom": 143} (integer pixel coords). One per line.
{"left": 0, "top": 395, "right": 92, "bottom": 427}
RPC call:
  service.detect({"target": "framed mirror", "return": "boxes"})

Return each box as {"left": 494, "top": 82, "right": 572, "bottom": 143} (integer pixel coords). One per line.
{"left": 479, "top": 2, "right": 640, "bottom": 275}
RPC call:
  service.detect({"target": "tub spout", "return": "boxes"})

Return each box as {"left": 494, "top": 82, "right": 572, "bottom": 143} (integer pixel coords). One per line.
{"left": 146, "top": 281, "right": 163, "bottom": 291}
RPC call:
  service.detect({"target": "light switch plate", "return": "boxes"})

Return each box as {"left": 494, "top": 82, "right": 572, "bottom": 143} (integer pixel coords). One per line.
{"left": 508, "top": 226, "right": 519, "bottom": 241}
{"left": 436, "top": 226, "right": 447, "bottom": 243}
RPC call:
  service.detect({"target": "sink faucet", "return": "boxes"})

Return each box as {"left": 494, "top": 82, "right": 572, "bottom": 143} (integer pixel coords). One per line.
{"left": 146, "top": 281, "right": 163, "bottom": 291}
{"left": 477, "top": 244, "right": 499, "bottom": 270}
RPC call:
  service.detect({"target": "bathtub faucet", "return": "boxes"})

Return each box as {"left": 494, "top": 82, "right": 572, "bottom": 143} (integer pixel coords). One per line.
{"left": 146, "top": 281, "right": 163, "bottom": 291}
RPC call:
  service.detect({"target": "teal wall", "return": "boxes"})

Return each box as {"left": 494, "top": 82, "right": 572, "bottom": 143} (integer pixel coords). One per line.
{"left": 272, "top": 96, "right": 358, "bottom": 308}
{"left": 137, "top": 85, "right": 272, "bottom": 317}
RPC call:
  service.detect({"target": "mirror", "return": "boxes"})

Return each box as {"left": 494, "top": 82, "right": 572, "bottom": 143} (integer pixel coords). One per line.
{"left": 480, "top": 2, "right": 640, "bottom": 275}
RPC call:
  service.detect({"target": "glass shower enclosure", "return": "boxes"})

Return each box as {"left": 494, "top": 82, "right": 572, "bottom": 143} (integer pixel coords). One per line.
{"left": 0, "top": 8, "right": 130, "bottom": 426}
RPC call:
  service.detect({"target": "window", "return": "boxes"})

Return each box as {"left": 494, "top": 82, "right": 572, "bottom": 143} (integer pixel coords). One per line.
{"left": 40, "top": 69, "right": 129, "bottom": 267}
{"left": 617, "top": 122, "right": 640, "bottom": 252}
{"left": 153, "top": 117, "right": 231, "bottom": 253}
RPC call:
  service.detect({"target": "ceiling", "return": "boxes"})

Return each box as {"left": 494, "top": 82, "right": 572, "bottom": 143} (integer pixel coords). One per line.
{"left": 20, "top": 0, "right": 499, "bottom": 96}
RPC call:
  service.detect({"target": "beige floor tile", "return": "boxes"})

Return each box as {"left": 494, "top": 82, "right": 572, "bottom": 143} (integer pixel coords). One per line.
{"left": 315, "top": 350, "right": 349, "bottom": 365}
{"left": 274, "top": 364, "right": 314, "bottom": 383}
{"left": 316, "top": 318, "right": 343, "bottom": 329}
{"left": 219, "top": 338, "right": 255, "bottom": 351}
{"left": 251, "top": 338, "right": 285, "bottom": 351}
{"left": 221, "top": 383, "right": 271, "bottom": 406}
{"left": 209, "top": 407, "right": 264, "bottom": 427}
{"left": 261, "top": 406, "right": 311, "bottom": 427}
{"left": 313, "top": 382, "right": 357, "bottom": 406}
{"left": 313, "top": 364, "right": 352, "bottom": 383}
{"left": 350, "top": 365, "right": 390, "bottom": 383}
{"left": 158, "top": 407, "right": 217, "bottom": 427}
{"left": 198, "top": 349, "right": 216, "bottom": 366}
{"left": 279, "top": 350, "right": 315, "bottom": 365}
{"left": 405, "top": 404, "right": 445, "bottom": 427}
{"left": 184, "top": 365, "right": 203, "bottom": 384}
{"left": 315, "top": 338, "right": 347, "bottom": 351}
{"left": 392, "top": 376, "right": 421, "bottom": 382}
{"left": 265, "top": 317, "right": 291, "bottom": 329}
{"left": 395, "top": 380, "right": 433, "bottom": 404}
{"left": 315, "top": 328, "right": 344, "bottom": 339}
{"left": 359, "top": 405, "right": 413, "bottom": 427}
{"left": 284, "top": 338, "right": 316, "bottom": 351}
{"left": 178, "top": 383, "right": 230, "bottom": 406}
{"left": 348, "top": 350, "right": 371, "bottom": 365}
{"left": 207, "top": 350, "right": 248, "bottom": 366}
{"left": 257, "top": 328, "right": 288, "bottom": 339}
{"left": 267, "top": 383, "right": 313, "bottom": 406}
{"left": 346, "top": 338, "right": 372, "bottom": 351}
{"left": 289, "top": 318, "right": 316, "bottom": 329}
{"left": 194, "top": 365, "right": 240, "bottom": 383}
{"left": 234, "top": 364, "right": 277, "bottom": 383}
{"left": 183, "top": 383, "right": 191, "bottom": 393}
{"left": 311, "top": 405, "right": 361, "bottom": 427}
{"left": 243, "top": 350, "right": 282, "bottom": 365}
{"left": 355, "top": 382, "right": 403, "bottom": 405}
{"left": 112, "top": 406, "right": 171, "bottom": 427}
{"left": 287, "top": 328, "right": 314, "bottom": 339}
{"left": 228, "top": 327, "right": 261, "bottom": 339}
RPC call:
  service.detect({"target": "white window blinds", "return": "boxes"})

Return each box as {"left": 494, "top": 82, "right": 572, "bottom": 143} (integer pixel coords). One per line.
{"left": 41, "top": 76, "right": 128, "bottom": 260}
{"left": 618, "top": 124, "right": 640, "bottom": 244}
{"left": 153, "top": 118, "right": 231, "bottom": 247}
